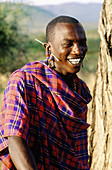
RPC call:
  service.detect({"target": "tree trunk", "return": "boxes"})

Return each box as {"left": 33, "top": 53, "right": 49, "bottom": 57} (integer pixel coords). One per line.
{"left": 89, "top": 0, "right": 112, "bottom": 169}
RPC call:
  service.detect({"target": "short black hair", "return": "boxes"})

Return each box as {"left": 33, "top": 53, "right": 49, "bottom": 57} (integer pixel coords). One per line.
{"left": 46, "top": 15, "right": 80, "bottom": 43}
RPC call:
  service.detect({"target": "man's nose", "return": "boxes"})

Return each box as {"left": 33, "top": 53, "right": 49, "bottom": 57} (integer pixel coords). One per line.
{"left": 72, "top": 43, "right": 82, "bottom": 55}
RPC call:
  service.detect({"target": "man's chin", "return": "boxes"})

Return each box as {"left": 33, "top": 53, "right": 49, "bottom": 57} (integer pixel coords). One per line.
{"left": 71, "top": 65, "right": 81, "bottom": 74}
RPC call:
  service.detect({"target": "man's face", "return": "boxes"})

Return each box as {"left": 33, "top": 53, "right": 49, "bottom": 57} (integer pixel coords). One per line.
{"left": 49, "top": 22, "right": 88, "bottom": 75}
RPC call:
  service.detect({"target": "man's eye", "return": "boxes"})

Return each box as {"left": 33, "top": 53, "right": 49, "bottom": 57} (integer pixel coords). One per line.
{"left": 63, "top": 42, "right": 73, "bottom": 47}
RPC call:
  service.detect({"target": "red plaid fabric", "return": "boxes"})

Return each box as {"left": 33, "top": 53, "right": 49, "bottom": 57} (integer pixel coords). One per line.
{"left": 0, "top": 61, "right": 92, "bottom": 169}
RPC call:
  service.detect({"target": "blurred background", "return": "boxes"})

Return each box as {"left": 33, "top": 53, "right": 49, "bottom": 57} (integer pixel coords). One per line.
{"left": 0, "top": 0, "right": 103, "bottom": 109}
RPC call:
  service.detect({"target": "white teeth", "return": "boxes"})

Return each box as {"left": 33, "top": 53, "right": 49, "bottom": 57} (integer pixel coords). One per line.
{"left": 69, "top": 58, "right": 81, "bottom": 64}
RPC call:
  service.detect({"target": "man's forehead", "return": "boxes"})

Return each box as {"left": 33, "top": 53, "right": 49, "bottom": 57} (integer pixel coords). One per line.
{"left": 54, "top": 22, "right": 85, "bottom": 38}
{"left": 54, "top": 22, "right": 84, "bottom": 32}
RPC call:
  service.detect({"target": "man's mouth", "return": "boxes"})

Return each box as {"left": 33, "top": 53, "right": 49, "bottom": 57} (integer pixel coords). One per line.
{"left": 68, "top": 58, "right": 82, "bottom": 65}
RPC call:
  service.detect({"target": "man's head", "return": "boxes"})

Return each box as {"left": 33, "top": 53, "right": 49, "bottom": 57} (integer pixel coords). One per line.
{"left": 46, "top": 15, "right": 79, "bottom": 43}
{"left": 46, "top": 15, "right": 88, "bottom": 75}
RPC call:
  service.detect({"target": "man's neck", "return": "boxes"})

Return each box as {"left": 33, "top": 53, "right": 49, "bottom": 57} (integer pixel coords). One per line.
{"left": 56, "top": 71, "right": 76, "bottom": 89}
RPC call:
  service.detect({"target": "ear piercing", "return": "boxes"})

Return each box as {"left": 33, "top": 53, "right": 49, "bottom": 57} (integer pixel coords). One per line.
{"left": 50, "top": 54, "right": 59, "bottom": 61}
{"left": 35, "top": 38, "right": 59, "bottom": 62}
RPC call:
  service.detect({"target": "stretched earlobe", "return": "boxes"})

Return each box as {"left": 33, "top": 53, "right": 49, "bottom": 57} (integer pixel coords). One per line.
{"left": 45, "top": 44, "right": 51, "bottom": 58}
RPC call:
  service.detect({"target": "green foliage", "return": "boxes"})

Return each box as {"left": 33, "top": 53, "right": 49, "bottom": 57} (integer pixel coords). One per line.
{"left": 0, "top": 2, "right": 48, "bottom": 74}
{"left": 0, "top": 3, "right": 30, "bottom": 73}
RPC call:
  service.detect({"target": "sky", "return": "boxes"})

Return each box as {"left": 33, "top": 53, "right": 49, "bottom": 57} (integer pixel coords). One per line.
{"left": 29, "top": 0, "right": 104, "bottom": 6}
{"left": 0, "top": 0, "right": 104, "bottom": 6}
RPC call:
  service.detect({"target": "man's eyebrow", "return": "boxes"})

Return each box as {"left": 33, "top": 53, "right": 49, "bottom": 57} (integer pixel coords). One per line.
{"left": 63, "top": 39, "right": 73, "bottom": 42}
{"left": 63, "top": 39, "right": 71, "bottom": 41}
{"left": 63, "top": 38, "right": 87, "bottom": 42}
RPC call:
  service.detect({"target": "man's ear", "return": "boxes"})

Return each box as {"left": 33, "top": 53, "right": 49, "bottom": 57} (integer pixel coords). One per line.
{"left": 47, "top": 42, "right": 52, "bottom": 53}
{"left": 44, "top": 43, "right": 51, "bottom": 54}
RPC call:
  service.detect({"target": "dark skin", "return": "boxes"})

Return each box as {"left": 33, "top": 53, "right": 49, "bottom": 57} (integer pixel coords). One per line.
{"left": 46, "top": 22, "right": 87, "bottom": 87}
{"left": 8, "top": 136, "right": 37, "bottom": 170}
{"left": 8, "top": 22, "right": 87, "bottom": 169}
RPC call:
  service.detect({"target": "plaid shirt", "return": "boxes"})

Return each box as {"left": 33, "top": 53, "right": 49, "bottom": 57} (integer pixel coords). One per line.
{"left": 0, "top": 61, "right": 92, "bottom": 169}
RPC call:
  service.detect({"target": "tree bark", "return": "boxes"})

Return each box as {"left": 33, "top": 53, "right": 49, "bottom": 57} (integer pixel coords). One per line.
{"left": 89, "top": 0, "right": 112, "bottom": 169}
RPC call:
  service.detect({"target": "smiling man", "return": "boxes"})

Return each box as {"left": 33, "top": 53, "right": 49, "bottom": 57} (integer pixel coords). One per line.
{"left": 47, "top": 23, "right": 87, "bottom": 73}
{"left": 46, "top": 18, "right": 88, "bottom": 87}
{"left": 0, "top": 16, "right": 92, "bottom": 170}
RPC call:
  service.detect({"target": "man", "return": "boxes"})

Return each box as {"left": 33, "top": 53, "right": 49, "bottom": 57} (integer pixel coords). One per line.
{"left": 0, "top": 15, "right": 92, "bottom": 169}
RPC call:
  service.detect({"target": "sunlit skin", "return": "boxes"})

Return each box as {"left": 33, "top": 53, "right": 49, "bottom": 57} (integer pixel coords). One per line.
{"left": 47, "top": 22, "right": 88, "bottom": 85}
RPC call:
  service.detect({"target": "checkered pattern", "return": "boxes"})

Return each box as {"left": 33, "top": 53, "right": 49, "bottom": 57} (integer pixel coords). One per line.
{"left": 0, "top": 61, "right": 92, "bottom": 169}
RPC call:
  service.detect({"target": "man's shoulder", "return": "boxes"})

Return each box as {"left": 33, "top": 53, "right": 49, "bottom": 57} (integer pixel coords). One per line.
{"left": 20, "top": 61, "right": 44, "bottom": 73}
{"left": 10, "top": 61, "right": 45, "bottom": 78}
